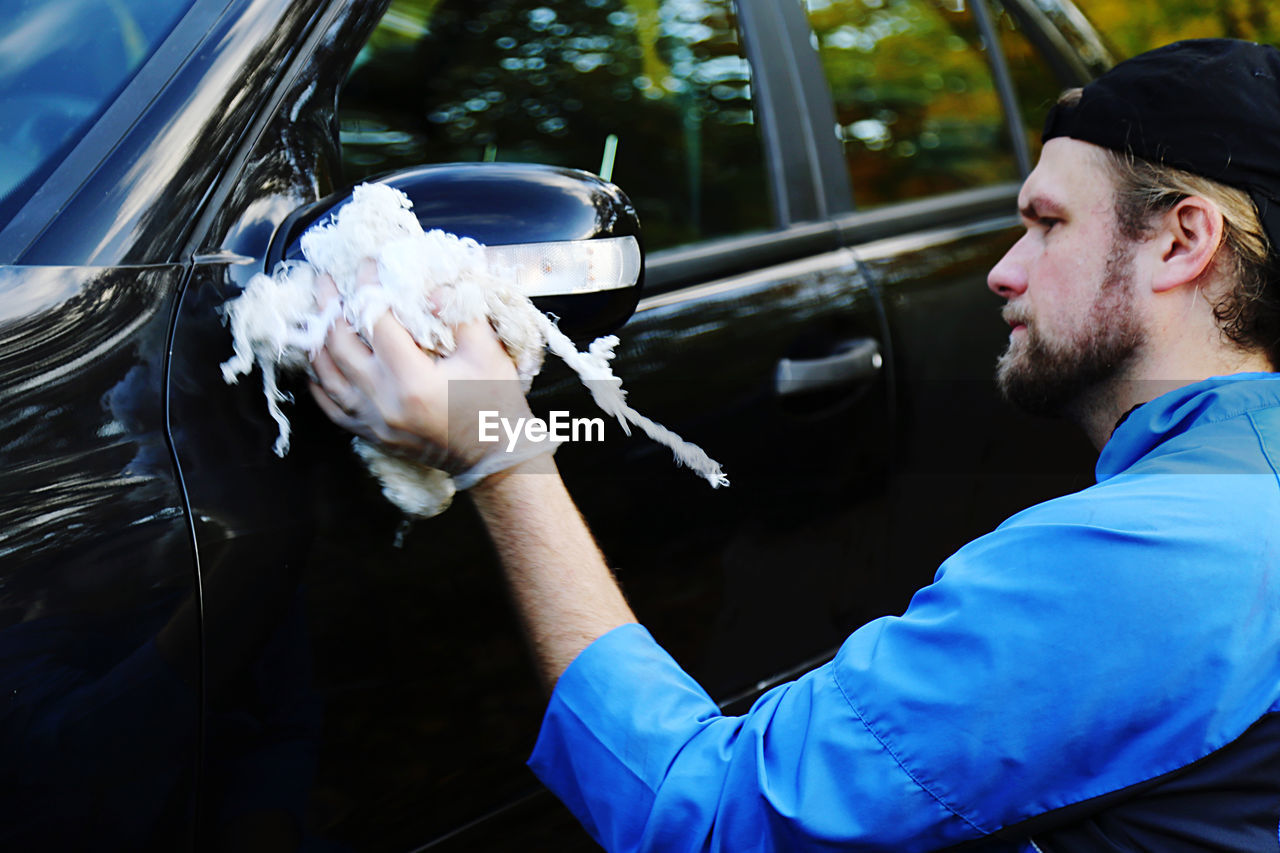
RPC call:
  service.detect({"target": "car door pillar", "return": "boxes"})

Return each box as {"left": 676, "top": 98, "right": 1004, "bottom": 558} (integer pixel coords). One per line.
{"left": 735, "top": 0, "right": 855, "bottom": 226}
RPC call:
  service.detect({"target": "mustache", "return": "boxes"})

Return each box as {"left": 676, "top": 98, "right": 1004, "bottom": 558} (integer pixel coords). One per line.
{"left": 1002, "top": 305, "right": 1032, "bottom": 327}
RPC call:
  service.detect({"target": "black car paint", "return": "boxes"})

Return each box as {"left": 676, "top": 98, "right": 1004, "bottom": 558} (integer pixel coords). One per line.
{"left": 0, "top": 0, "right": 1106, "bottom": 849}
{"left": 272, "top": 163, "right": 646, "bottom": 342}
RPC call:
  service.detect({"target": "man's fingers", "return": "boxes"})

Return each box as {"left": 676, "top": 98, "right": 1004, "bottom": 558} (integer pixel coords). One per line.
{"left": 311, "top": 345, "right": 344, "bottom": 388}
{"left": 370, "top": 307, "right": 443, "bottom": 377}
{"left": 452, "top": 319, "right": 519, "bottom": 379}
{"left": 315, "top": 273, "right": 340, "bottom": 309}
{"left": 453, "top": 317, "right": 496, "bottom": 350}
{"left": 308, "top": 379, "right": 344, "bottom": 419}
{"left": 324, "top": 311, "right": 376, "bottom": 376}
{"left": 426, "top": 285, "right": 459, "bottom": 318}
{"left": 311, "top": 347, "right": 366, "bottom": 415}
{"left": 306, "top": 259, "right": 523, "bottom": 462}
{"left": 344, "top": 257, "right": 439, "bottom": 374}
{"left": 308, "top": 381, "right": 365, "bottom": 434}
{"left": 311, "top": 321, "right": 368, "bottom": 412}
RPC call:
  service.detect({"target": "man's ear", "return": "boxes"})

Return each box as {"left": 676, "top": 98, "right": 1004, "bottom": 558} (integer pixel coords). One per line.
{"left": 1148, "top": 196, "right": 1224, "bottom": 293}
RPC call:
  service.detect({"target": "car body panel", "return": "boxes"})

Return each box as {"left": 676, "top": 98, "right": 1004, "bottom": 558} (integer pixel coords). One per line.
{"left": 0, "top": 0, "right": 1115, "bottom": 848}
{"left": 0, "top": 261, "right": 199, "bottom": 850}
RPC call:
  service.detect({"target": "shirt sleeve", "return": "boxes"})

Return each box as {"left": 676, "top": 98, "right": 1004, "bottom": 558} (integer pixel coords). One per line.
{"left": 529, "top": 472, "right": 1280, "bottom": 852}
{"left": 530, "top": 623, "right": 987, "bottom": 852}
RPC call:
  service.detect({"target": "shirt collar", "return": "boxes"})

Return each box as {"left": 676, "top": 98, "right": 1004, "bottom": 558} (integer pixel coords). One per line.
{"left": 1095, "top": 372, "right": 1280, "bottom": 482}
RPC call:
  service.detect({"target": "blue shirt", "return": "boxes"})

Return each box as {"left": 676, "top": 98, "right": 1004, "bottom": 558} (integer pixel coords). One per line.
{"left": 528, "top": 374, "right": 1280, "bottom": 851}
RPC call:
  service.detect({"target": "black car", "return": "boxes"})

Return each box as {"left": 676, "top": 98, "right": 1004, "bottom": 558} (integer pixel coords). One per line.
{"left": 0, "top": 0, "right": 1109, "bottom": 849}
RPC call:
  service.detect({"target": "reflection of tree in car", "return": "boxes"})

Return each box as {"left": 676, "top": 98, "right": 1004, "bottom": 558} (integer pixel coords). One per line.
{"left": 807, "top": 0, "right": 1020, "bottom": 206}
{"left": 339, "top": 0, "right": 770, "bottom": 251}
{"left": 0, "top": 273, "right": 324, "bottom": 850}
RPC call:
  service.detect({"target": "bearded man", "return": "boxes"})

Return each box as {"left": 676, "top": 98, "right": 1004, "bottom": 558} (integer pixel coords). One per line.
{"left": 311, "top": 39, "right": 1280, "bottom": 852}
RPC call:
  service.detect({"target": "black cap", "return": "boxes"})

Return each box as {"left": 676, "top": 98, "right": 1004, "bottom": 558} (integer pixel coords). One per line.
{"left": 1043, "top": 38, "right": 1280, "bottom": 256}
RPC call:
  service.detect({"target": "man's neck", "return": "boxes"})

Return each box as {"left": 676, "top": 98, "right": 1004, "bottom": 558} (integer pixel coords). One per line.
{"left": 1073, "top": 350, "right": 1274, "bottom": 449}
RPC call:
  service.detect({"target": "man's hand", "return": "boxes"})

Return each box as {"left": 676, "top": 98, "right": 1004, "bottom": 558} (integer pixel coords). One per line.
{"left": 308, "top": 258, "right": 636, "bottom": 689}
{"left": 308, "top": 260, "right": 534, "bottom": 476}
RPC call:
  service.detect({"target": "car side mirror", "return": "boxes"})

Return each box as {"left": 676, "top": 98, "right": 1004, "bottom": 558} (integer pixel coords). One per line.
{"left": 268, "top": 163, "right": 643, "bottom": 341}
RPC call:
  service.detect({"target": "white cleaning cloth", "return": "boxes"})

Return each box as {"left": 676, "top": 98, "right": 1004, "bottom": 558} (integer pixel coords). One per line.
{"left": 220, "top": 182, "right": 727, "bottom": 518}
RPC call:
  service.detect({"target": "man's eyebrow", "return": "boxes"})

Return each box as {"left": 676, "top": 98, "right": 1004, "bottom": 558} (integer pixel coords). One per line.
{"left": 1019, "top": 195, "right": 1068, "bottom": 220}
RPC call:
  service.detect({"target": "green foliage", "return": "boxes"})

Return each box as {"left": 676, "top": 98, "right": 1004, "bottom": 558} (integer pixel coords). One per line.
{"left": 806, "top": 0, "right": 1022, "bottom": 207}
{"left": 339, "top": 0, "right": 772, "bottom": 251}
{"left": 342, "top": 0, "right": 1276, "bottom": 247}
{"left": 1071, "top": 0, "right": 1280, "bottom": 58}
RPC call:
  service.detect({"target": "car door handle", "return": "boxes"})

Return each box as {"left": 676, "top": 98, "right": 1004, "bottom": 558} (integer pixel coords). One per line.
{"left": 774, "top": 338, "right": 883, "bottom": 397}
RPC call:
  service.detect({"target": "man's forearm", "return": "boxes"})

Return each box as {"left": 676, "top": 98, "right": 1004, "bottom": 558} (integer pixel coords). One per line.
{"left": 306, "top": 294, "right": 636, "bottom": 688}
{"left": 470, "top": 454, "right": 636, "bottom": 690}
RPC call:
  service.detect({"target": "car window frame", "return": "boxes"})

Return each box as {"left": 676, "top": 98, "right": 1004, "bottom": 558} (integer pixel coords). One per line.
{"left": 797, "top": 0, "right": 1035, "bottom": 214}
{"left": 735, "top": 0, "right": 854, "bottom": 227}
{"left": 638, "top": 0, "right": 850, "bottom": 298}
{"left": 973, "top": 0, "right": 1036, "bottom": 177}
{"left": 808, "top": 0, "right": 1107, "bottom": 256}
{"left": 648, "top": 0, "right": 1051, "bottom": 296}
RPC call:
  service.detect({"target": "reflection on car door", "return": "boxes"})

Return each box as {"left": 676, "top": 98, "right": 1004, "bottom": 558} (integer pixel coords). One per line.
{"left": 0, "top": 262, "right": 200, "bottom": 851}
{"left": 162, "top": 0, "right": 1107, "bottom": 849}
{"left": 292, "top": 0, "right": 900, "bottom": 848}
{"left": 543, "top": 242, "right": 895, "bottom": 703}
{"left": 803, "top": 0, "right": 1102, "bottom": 570}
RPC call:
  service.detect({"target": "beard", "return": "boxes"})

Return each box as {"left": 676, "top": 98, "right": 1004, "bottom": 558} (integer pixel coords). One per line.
{"left": 995, "top": 237, "right": 1144, "bottom": 420}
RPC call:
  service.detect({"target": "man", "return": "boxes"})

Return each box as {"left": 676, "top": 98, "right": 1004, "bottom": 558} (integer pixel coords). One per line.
{"left": 310, "top": 40, "right": 1280, "bottom": 852}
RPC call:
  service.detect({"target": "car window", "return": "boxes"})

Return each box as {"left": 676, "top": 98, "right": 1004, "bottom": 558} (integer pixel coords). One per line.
{"left": 989, "top": 0, "right": 1078, "bottom": 163}
{"left": 1025, "top": 0, "right": 1113, "bottom": 70}
{"left": 803, "top": 0, "right": 1021, "bottom": 208}
{"left": 339, "top": 0, "right": 771, "bottom": 252}
{"left": 0, "top": 0, "right": 194, "bottom": 232}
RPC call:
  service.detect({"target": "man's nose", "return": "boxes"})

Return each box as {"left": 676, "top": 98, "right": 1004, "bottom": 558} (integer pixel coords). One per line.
{"left": 987, "top": 237, "right": 1029, "bottom": 300}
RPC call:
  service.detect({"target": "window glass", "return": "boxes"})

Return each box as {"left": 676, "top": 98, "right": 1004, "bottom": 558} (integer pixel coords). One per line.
{"left": 0, "top": 0, "right": 195, "bottom": 231}
{"left": 990, "top": 0, "right": 1075, "bottom": 163}
{"left": 803, "top": 0, "right": 1020, "bottom": 208}
{"left": 1026, "top": 0, "right": 1114, "bottom": 70}
{"left": 340, "top": 0, "right": 771, "bottom": 252}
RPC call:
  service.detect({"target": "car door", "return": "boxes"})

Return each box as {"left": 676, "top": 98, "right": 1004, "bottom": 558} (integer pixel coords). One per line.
{"left": 0, "top": 1, "right": 352, "bottom": 850}
{"left": 193, "top": 0, "right": 898, "bottom": 849}
{"left": 166, "top": 0, "right": 1112, "bottom": 851}
{"left": 799, "top": 0, "right": 1108, "bottom": 575}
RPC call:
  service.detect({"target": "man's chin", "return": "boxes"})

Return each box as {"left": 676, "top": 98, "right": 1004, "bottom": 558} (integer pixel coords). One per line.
{"left": 996, "top": 349, "right": 1076, "bottom": 419}
{"left": 998, "top": 375, "right": 1070, "bottom": 418}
